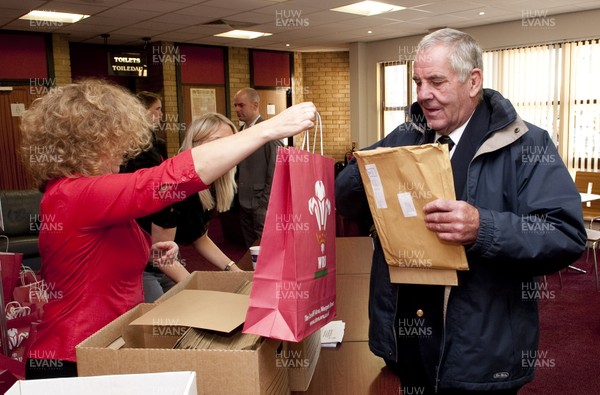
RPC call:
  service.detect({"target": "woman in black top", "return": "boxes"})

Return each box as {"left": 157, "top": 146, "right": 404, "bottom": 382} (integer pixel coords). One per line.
{"left": 171, "top": 112, "right": 243, "bottom": 274}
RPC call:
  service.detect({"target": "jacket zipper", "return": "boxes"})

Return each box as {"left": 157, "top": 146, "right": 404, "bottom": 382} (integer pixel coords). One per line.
{"left": 393, "top": 285, "right": 399, "bottom": 364}
{"left": 434, "top": 286, "right": 451, "bottom": 393}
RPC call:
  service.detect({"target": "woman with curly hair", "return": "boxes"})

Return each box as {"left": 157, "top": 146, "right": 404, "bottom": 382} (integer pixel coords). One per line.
{"left": 19, "top": 79, "right": 316, "bottom": 379}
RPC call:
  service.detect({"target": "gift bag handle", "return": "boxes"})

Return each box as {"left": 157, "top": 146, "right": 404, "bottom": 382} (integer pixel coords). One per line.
{"left": 301, "top": 112, "right": 323, "bottom": 154}
{"left": 19, "top": 266, "right": 38, "bottom": 286}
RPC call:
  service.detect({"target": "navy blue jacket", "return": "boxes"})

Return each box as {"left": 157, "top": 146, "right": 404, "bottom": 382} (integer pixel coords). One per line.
{"left": 336, "top": 89, "right": 586, "bottom": 391}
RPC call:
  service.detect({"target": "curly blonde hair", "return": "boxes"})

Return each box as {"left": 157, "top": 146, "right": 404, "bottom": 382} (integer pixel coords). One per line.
{"left": 179, "top": 113, "right": 237, "bottom": 212}
{"left": 20, "top": 79, "right": 152, "bottom": 188}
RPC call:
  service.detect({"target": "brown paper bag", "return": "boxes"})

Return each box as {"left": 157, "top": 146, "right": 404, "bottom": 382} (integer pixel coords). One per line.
{"left": 353, "top": 144, "right": 468, "bottom": 285}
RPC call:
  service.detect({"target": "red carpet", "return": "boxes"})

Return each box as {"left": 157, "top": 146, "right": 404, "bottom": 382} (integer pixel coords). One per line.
{"left": 521, "top": 256, "right": 600, "bottom": 395}
{"left": 183, "top": 216, "right": 600, "bottom": 394}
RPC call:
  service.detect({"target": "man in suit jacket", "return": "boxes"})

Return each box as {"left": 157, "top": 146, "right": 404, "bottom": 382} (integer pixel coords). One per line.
{"left": 234, "top": 87, "right": 283, "bottom": 247}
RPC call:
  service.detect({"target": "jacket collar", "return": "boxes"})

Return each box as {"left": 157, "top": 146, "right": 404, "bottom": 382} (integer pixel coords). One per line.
{"left": 475, "top": 89, "right": 528, "bottom": 157}
{"left": 408, "top": 88, "right": 528, "bottom": 153}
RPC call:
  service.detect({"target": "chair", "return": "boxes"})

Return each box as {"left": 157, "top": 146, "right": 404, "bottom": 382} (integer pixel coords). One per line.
{"left": 570, "top": 172, "right": 600, "bottom": 287}
{"left": 574, "top": 171, "right": 600, "bottom": 224}
{"left": 585, "top": 228, "right": 600, "bottom": 291}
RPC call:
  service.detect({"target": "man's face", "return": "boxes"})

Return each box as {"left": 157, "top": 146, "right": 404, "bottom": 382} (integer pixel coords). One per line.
{"left": 413, "top": 45, "right": 479, "bottom": 135}
{"left": 233, "top": 93, "right": 258, "bottom": 123}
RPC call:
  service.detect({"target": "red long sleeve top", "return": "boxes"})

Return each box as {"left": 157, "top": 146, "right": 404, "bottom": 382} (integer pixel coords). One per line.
{"left": 27, "top": 151, "right": 206, "bottom": 362}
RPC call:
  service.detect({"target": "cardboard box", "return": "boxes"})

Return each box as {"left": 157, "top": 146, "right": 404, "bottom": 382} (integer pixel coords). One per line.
{"left": 158, "top": 271, "right": 320, "bottom": 392}
{"left": 77, "top": 272, "right": 289, "bottom": 395}
{"left": 335, "top": 237, "right": 373, "bottom": 275}
{"left": 281, "top": 329, "right": 321, "bottom": 391}
{"left": 6, "top": 371, "right": 197, "bottom": 395}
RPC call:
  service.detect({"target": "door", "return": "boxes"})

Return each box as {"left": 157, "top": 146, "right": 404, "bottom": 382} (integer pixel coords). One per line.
{"left": 0, "top": 86, "right": 41, "bottom": 190}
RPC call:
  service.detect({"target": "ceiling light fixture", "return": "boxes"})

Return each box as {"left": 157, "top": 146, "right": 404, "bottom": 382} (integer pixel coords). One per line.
{"left": 331, "top": 1, "right": 405, "bottom": 16}
{"left": 19, "top": 10, "right": 90, "bottom": 24}
{"left": 214, "top": 30, "right": 272, "bottom": 40}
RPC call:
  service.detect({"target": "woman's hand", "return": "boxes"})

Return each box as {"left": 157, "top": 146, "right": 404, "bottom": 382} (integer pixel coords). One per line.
{"left": 151, "top": 241, "right": 179, "bottom": 267}
{"left": 258, "top": 102, "right": 317, "bottom": 141}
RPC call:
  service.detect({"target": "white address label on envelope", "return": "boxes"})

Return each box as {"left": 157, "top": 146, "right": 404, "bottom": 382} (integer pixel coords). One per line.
{"left": 365, "top": 164, "right": 388, "bottom": 209}
{"left": 398, "top": 192, "right": 417, "bottom": 218}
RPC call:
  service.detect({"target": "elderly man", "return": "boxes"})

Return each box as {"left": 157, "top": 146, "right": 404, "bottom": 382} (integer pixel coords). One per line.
{"left": 233, "top": 87, "right": 283, "bottom": 247}
{"left": 336, "top": 28, "right": 586, "bottom": 394}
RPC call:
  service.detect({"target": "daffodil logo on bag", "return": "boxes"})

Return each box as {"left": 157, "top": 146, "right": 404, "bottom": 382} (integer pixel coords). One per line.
{"left": 308, "top": 180, "right": 331, "bottom": 278}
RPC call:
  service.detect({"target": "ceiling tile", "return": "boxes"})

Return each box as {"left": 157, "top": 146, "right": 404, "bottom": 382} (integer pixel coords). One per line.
{"left": 0, "top": 0, "right": 598, "bottom": 52}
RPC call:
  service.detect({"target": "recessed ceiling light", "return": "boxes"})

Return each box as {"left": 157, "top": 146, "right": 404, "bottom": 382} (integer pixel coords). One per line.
{"left": 479, "top": 11, "right": 485, "bottom": 16}
{"left": 214, "top": 30, "right": 272, "bottom": 39}
{"left": 19, "top": 10, "right": 90, "bottom": 24}
{"left": 285, "top": 43, "right": 290, "bottom": 47}
{"left": 331, "top": 1, "right": 405, "bottom": 16}
{"left": 367, "top": 30, "right": 373, "bottom": 34}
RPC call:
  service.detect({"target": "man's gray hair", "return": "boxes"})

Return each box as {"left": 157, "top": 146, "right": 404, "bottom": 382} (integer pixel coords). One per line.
{"left": 240, "top": 87, "right": 260, "bottom": 104}
{"left": 417, "top": 28, "right": 483, "bottom": 83}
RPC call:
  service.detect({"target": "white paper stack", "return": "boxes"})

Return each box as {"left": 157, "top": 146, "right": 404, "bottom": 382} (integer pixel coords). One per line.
{"left": 320, "top": 320, "right": 345, "bottom": 348}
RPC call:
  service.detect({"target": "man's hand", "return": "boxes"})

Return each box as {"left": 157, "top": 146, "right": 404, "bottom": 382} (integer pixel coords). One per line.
{"left": 423, "top": 199, "right": 480, "bottom": 245}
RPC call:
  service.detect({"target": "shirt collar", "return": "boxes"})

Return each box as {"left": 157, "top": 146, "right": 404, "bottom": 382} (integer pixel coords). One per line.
{"left": 435, "top": 111, "right": 474, "bottom": 159}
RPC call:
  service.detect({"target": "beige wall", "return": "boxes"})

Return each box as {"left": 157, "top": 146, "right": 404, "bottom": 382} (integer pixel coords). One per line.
{"left": 351, "top": 8, "right": 600, "bottom": 149}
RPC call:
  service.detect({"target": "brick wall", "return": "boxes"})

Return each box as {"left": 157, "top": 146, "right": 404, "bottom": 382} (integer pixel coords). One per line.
{"left": 228, "top": 47, "right": 250, "bottom": 125}
{"left": 292, "top": 52, "right": 304, "bottom": 105}
{"left": 299, "top": 52, "right": 351, "bottom": 162}
{"left": 51, "top": 34, "right": 71, "bottom": 86}
{"left": 156, "top": 42, "right": 181, "bottom": 157}
{"left": 50, "top": 41, "right": 351, "bottom": 160}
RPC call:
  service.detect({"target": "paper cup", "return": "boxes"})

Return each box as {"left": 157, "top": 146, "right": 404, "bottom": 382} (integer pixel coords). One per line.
{"left": 249, "top": 246, "right": 260, "bottom": 270}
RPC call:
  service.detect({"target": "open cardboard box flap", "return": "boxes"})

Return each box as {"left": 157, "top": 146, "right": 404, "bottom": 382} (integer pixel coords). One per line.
{"left": 129, "top": 289, "right": 249, "bottom": 333}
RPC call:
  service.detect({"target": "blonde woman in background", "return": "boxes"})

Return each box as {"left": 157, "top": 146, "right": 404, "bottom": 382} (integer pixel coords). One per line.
{"left": 143, "top": 113, "right": 246, "bottom": 301}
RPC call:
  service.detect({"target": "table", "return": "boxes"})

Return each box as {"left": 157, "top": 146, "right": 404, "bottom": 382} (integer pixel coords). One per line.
{"left": 293, "top": 237, "right": 401, "bottom": 394}
{"left": 294, "top": 342, "right": 400, "bottom": 395}
{"left": 576, "top": 193, "right": 600, "bottom": 273}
